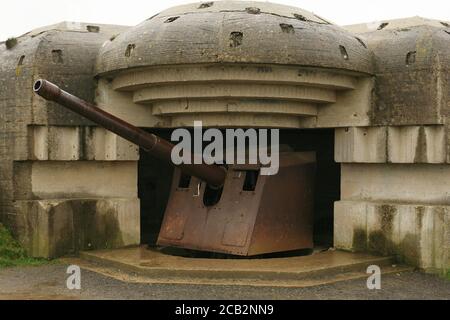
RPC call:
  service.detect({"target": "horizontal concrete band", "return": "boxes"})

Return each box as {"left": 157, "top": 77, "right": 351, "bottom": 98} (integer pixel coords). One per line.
{"left": 335, "top": 125, "right": 448, "bottom": 164}
{"left": 106, "top": 65, "right": 374, "bottom": 130}
{"left": 168, "top": 113, "right": 305, "bottom": 128}
{"left": 113, "top": 65, "right": 357, "bottom": 91}
{"left": 334, "top": 200, "right": 449, "bottom": 272}
{"left": 96, "top": 75, "right": 373, "bottom": 129}
{"left": 341, "top": 163, "right": 450, "bottom": 205}
{"left": 14, "top": 198, "right": 140, "bottom": 259}
{"left": 133, "top": 83, "right": 338, "bottom": 104}
{"left": 23, "top": 125, "right": 139, "bottom": 161}
{"left": 13, "top": 161, "right": 138, "bottom": 200}
{"left": 151, "top": 100, "right": 318, "bottom": 117}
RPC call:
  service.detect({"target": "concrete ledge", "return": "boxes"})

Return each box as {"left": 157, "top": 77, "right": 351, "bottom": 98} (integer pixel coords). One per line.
{"left": 335, "top": 125, "right": 447, "bottom": 164}
{"left": 13, "top": 161, "right": 137, "bottom": 200}
{"left": 78, "top": 247, "right": 410, "bottom": 287}
{"left": 335, "top": 127, "right": 387, "bottom": 163}
{"left": 96, "top": 70, "right": 373, "bottom": 129}
{"left": 14, "top": 198, "right": 140, "bottom": 258}
{"left": 334, "top": 200, "right": 449, "bottom": 273}
{"left": 24, "top": 125, "right": 139, "bottom": 161}
{"left": 341, "top": 163, "right": 450, "bottom": 204}
{"left": 388, "top": 126, "right": 446, "bottom": 163}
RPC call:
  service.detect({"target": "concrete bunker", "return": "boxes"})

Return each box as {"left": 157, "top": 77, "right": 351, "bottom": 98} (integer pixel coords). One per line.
{"left": 93, "top": 0, "right": 370, "bottom": 257}
{"left": 0, "top": 2, "right": 448, "bottom": 273}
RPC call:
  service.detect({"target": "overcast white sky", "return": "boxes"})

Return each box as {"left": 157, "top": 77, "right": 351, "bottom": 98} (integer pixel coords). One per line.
{"left": 1, "top": 0, "right": 449, "bottom": 41}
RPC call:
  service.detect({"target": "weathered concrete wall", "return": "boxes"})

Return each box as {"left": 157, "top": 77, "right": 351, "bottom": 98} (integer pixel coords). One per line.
{"left": 25, "top": 125, "right": 138, "bottom": 161}
{"left": 340, "top": 164, "right": 449, "bottom": 204}
{"left": 334, "top": 125, "right": 450, "bottom": 272}
{"left": 13, "top": 161, "right": 137, "bottom": 200}
{"left": 15, "top": 198, "right": 140, "bottom": 258}
{"left": 345, "top": 17, "right": 450, "bottom": 126}
{"left": 0, "top": 22, "right": 139, "bottom": 258}
{"left": 95, "top": 66, "right": 374, "bottom": 129}
{"left": 333, "top": 17, "right": 450, "bottom": 273}
{"left": 97, "top": 2, "right": 373, "bottom": 75}
{"left": 335, "top": 201, "right": 448, "bottom": 272}
{"left": 335, "top": 125, "right": 447, "bottom": 164}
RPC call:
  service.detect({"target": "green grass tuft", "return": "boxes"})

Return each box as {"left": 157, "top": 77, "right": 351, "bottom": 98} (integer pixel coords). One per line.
{"left": 0, "top": 223, "right": 50, "bottom": 268}
{"left": 5, "top": 37, "right": 18, "bottom": 49}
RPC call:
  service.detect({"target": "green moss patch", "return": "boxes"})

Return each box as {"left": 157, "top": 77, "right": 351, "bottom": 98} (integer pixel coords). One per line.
{"left": 0, "top": 224, "right": 50, "bottom": 268}
{"left": 5, "top": 37, "right": 18, "bottom": 49}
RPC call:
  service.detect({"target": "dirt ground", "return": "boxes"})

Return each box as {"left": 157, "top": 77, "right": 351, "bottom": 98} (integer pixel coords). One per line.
{"left": 0, "top": 263, "right": 449, "bottom": 300}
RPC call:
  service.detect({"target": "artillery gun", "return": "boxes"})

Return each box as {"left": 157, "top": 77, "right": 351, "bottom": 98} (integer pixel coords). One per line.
{"left": 34, "top": 79, "right": 315, "bottom": 256}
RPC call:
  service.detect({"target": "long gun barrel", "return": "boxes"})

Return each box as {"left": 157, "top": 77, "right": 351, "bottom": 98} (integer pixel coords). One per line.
{"left": 33, "top": 79, "right": 226, "bottom": 188}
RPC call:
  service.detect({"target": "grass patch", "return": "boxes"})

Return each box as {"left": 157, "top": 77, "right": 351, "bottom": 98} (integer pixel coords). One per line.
{"left": 446, "top": 270, "right": 450, "bottom": 281}
{"left": 0, "top": 223, "right": 50, "bottom": 268}
{"left": 5, "top": 37, "right": 18, "bottom": 49}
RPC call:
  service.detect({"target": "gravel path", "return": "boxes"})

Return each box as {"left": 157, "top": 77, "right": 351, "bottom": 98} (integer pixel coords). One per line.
{"left": 0, "top": 263, "right": 449, "bottom": 300}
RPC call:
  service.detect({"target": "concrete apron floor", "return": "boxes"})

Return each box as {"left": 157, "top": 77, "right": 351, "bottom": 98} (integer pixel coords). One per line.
{"left": 75, "top": 246, "right": 413, "bottom": 288}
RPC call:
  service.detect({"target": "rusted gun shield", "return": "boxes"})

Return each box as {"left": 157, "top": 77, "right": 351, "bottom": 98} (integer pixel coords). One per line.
{"left": 157, "top": 152, "right": 316, "bottom": 256}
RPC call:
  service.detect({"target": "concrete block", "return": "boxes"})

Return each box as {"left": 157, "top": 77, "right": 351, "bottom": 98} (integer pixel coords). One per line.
{"left": 316, "top": 77, "right": 373, "bottom": 128}
{"left": 14, "top": 198, "right": 140, "bottom": 258}
{"left": 96, "top": 79, "right": 167, "bottom": 128}
{"left": 13, "top": 161, "right": 137, "bottom": 200}
{"left": 27, "top": 125, "right": 138, "bottom": 161}
{"left": 366, "top": 203, "right": 400, "bottom": 256}
{"left": 388, "top": 126, "right": 446, "bottom": 163}
{"left": 334, "top": 200, "right": 450, "bottom": 272}
{"left": 423, "top": 126, "right": 447, "bottom": 163}
{"left": 30, "top": 126, "right": 80, "bottom": 160}
{"left": 334, "top": 201, "right": 368, "bottom": 251}
{"left": 335, "top": 126, "right": 387, "bottom": 163}
{"left": 335, "top": 125, "right": 446, "bottom": 164}
{"left": 341, "top": 163, "right": 450, "bottom": 204}
{"left": 418, "top": 207, "right": 449, "bottom": 271}
{"left": 88, "top": 127, "right": 139, "bottom": 161}
{"left": 447, "top": 124, "right": 450, "bottom": 164}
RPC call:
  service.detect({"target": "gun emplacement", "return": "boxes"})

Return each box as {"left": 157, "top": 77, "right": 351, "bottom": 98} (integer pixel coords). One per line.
{"left": 33, "top": 79, "right": 226, "bottom": 188}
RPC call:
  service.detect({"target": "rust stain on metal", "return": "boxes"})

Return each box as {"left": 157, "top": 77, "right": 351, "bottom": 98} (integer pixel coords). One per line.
{"left": 158, "top": 153, "right": 315, "bottom": 256}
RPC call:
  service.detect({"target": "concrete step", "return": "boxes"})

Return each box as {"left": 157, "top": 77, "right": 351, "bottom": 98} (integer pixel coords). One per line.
{"left": 74, "top": 246, "right": 414, "bottom": 288}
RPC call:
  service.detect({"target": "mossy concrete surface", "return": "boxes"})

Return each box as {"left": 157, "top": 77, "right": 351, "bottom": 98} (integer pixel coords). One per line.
{"left": 335, "top": 201, "right": 449, "bottom": 273}
{"left": 0, "top": 223, "right": 49, "bottom": 268}
{"left": 14, "top": 198, "right": 140, "bottom": 259}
